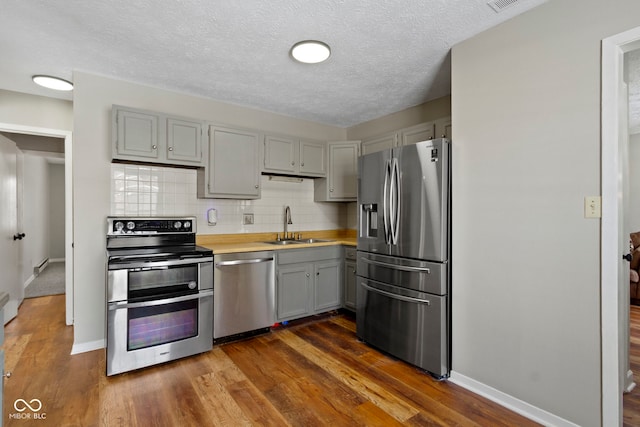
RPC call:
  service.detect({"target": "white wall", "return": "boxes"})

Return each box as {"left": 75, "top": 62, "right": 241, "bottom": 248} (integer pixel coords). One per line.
{"left": 72, "top": 72, "right": 347, "bottom": 350}
{"left": 49, "top": 162, "right": 65, "bottom": 259}
{"left": 451, "top": 0, "right": 640, "bottom": 425}
{"left": 0, "top": 89, "right": 72, "bottom": 130}
{"left": 21, "top": 154, "right": 50, "bottom": 283}
{"left": 110, "top": 164, "right": 346, "bottom": 234}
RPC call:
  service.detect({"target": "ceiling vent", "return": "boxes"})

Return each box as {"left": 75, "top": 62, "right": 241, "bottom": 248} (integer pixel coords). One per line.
{"left": 487, "top": 0, "right": 520, "bottom": 13}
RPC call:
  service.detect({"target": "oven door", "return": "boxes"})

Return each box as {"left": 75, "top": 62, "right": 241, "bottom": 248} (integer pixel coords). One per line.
{"left": 106, "top": 289, "right": 213, "bottom": 376}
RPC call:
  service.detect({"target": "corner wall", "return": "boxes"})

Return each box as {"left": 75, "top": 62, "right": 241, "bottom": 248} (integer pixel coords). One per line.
{"left": 450, "top": 0, "right": 640, "bottom": 425}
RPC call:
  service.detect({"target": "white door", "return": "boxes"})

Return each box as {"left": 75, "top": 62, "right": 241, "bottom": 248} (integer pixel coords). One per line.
{"left": 0, "top": 136, "right": 21, "bottom": 323}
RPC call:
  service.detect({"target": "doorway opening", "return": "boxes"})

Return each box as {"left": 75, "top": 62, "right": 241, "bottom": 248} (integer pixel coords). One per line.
{"left": 0, "top": 123, "right": 73, "bottom": 326}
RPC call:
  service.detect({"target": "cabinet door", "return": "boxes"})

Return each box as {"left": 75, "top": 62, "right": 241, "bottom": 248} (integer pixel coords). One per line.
{"left": 264, "top": 135, "right": 297, "bottom": 173}
{"left": 362, "top": 132, "right": 397, "bottom": 155}
{"left": 205, "top": 126, "right": 260, "bottom": 199}
{"left": 277, "top": 265, "right": 311, "bottom": 321}
{"left": 166, "top": 118, "right": 203, "bottom": 165}
{"left": 344, "top": 260, "right": 357, "bottom": 311}
{"left": 434, "top": 116, "right": 452, "bottom": 139}
{"left": 314, "top": 260, "right": 342, "bottom": 312}
{"left": 114, "top": 108, "right": 159, "bottom": 160}
{"left": 400, "top": 122, "right": 435, "bottom": 146}
{"left": 299, "top": 140, "right": 326, "bottom": 176}
{"left": 328, "top": 141, "right": 359, "bottom": 200}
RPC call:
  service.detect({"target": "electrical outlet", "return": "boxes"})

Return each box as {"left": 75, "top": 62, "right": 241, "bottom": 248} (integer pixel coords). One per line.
{"left": 243, "top": 213, "right": 254, "bottom": 225}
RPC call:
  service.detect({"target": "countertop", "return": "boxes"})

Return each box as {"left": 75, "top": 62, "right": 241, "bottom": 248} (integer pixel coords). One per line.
{"left": 197, "top": 229, "right": 356, "bottom": 254}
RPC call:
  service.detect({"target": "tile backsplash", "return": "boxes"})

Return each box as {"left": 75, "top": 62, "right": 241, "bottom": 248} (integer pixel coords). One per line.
{"left": 111, "top": 164, "right": 350, "bottom": 235}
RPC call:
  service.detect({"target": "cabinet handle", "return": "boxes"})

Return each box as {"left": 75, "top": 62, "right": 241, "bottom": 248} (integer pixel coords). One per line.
{"left": 255, "top": 185, "right": 259, "bottom": 189}
{"left": 168, "top": 147, "right": 173, "bottom": 151}
{"left": 152, "top": 145, "right": 157, "bottom": 150}
{"left": 301, "top": 162, "right": 305, "bottom": 167}
{"left": 291, "top": 161, "right": 295, "bottom": 166}
{"left": 330, "top": 188, "right": 334, "bottom": 192}
{"left": 316, "top": 272, "right": 320, "bottom": 276}
{"left": 306, "top": 273, "right": 310, "bottom": 277}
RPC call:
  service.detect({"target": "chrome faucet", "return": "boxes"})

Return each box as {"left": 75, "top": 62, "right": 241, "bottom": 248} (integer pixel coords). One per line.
{"left": 284, "top": 206, "right": 292, "bottom": 239}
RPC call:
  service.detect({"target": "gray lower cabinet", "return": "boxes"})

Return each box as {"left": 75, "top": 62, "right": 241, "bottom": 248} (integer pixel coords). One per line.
{"left": 276, "top": 246, "right": 343, "bottom": 322}
{"left": 197, "top": 125, "right": 261, "bottom": 199}
{"left": 112, "top": 105, "right": 204, "bottom": 167}
{"left": 343, "top": 246, "right": 357, "bottom": 311}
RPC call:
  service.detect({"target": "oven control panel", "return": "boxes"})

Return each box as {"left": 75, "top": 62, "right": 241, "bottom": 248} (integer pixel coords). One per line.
{"left": 107, "top": 217, "right": 196, "bottom": 234}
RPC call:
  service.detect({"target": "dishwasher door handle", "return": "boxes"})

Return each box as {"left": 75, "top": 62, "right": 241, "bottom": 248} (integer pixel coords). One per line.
{"left": 215, "top": 257, "right": 274, "bottom": 267}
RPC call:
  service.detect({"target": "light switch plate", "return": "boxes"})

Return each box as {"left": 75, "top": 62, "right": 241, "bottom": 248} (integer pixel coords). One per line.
{"left": 585, "top": 196, "right": 601, "bottom": 218}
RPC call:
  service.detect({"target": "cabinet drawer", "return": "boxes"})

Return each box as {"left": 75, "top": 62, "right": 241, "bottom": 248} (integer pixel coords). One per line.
{"left": 344, "top": 246, "right": 356, "bottom": 260}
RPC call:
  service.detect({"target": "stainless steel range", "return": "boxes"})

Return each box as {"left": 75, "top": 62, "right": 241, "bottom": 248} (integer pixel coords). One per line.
{"left": 105, "top": 216, "right": 213, "bottom": 376}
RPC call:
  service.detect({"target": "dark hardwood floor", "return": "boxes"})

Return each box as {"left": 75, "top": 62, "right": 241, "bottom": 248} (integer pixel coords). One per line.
{"left": 624, "top": 304, "right": 640, "bottom": 426}
{"left": 2, "top": 295, "right": 544, "bottom": 426}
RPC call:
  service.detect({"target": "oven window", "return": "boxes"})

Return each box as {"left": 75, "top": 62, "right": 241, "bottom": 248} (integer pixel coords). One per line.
{"left": 128, "top": 265, "right": 198, "bottom": 299}
{"left": 127, "top": 299, "right": 198, "bottom": 351}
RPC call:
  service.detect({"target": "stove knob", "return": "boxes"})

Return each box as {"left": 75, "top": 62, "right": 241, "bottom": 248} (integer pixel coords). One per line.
{"left": 126, "top": 221, "right": 135, "bottom": 230}
{"left": 183, "top": 221, "right": 191, "bottom": 230}
{"left": 115, "top": 221, "right": 124, "bottom": 232}
{"left": 174, "top": 221, "right": 182, "bottom": 229}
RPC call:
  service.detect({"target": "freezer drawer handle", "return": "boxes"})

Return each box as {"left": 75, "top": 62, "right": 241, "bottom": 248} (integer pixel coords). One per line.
{"left": 215, "top": 257, "right": 274, "bottom": 267}
{"left": 360, "top": 257, "right": 431, "bottom": 273}
{"left": 361, "top": 282, "right": 431, "bottom": 305}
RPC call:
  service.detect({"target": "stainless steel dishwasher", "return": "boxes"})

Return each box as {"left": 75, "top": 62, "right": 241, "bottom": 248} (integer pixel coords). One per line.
{"left": 213, "top": 251, "right": 275, "bottom": 340}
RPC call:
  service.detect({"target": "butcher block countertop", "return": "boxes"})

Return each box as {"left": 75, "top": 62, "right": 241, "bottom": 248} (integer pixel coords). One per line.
{"left": 197, "top": 229, "right": 356, "bottom": 254}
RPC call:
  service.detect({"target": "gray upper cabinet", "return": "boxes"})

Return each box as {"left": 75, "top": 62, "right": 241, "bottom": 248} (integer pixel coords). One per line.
{"left": 434, "top": 116, "right": 452, "bottom": 139}
{"left": 197, "top": 125, "right": 261, "bottom": 199}
{"left": 399, "top": 121, "right": 435, "bottom": 146}
{"left": 263, "top": 135, "right": 326, "bottom": 177}
{"left": 361, "top": 131, "right": 397, "bottom": 156}
{"left": 112, "top": 105, "right": 204, "bottom": 167}
{"left": 314, "top": 141, "right": 360, "bottom": 202}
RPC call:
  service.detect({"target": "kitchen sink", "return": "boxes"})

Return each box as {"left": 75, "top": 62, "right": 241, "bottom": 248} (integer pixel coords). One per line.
{"left": 262, "top": 238, "right": 334, "bottom": 245}
{"left": 262, "top": 240, "right": 303, "bottom": 245}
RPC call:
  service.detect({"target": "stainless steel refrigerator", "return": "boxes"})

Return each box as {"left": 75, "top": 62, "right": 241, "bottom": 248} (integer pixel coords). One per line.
{"left": 356, "top": 138, "right": 450, "bottom": 378}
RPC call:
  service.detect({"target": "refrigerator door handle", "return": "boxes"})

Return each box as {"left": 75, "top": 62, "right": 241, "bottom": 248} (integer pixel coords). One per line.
{"left": 359, "top": 257, "right": 431, "bottom": 273}
{"left": 361, "top": 282, "right": 431, "bottom": 305}
{"left": 383, "top": 159, "right": 391, "bottom": 244}
{"left": 390, "top": 157, "right": 400, "bottom": 245}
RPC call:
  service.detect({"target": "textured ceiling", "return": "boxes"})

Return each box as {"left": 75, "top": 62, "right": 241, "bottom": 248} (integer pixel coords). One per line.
{"left": 0, "top": 0, "right": 547, "bottom": 128}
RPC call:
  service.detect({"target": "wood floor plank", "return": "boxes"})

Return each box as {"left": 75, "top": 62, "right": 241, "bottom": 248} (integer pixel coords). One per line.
{"left": 277, "top": 328, "right": 421, "bottom": 423}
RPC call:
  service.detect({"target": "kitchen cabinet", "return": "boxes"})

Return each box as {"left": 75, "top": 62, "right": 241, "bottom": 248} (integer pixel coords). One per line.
{"left": 197, "top": 125, "right": 261, "bottom": 199}
{"left": 343, "top": 246, "right": 357, "bottom": 312}
{"left": 276, "top": 246, "right": 343, "bottom": 322}
{"left": 434, "top": 116, "right": 452, "bottom": 139}
{"left": 314, "top": 141, "right": 360, "bottom": 202}
{"left": 112, "top": 105, "right": 204, "bottom": 167}
{"left": 263, "top": 135, "right": 326, "bottom": 177}
{"left": 400, "top": 121, "right": 435, "bottom": 146}
{"left": 361, "top": 131, "right": 397, "bottom": 155}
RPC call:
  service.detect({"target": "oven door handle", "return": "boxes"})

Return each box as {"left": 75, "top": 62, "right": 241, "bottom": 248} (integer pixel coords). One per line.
{"left": 108, "top": 289, "right": 213, "bottom": 310}
{"left": 215, "top": 257, "right": 274, "bottom": 267}
{"left": 109, "top": 256, "right": 213, "bottom": 270}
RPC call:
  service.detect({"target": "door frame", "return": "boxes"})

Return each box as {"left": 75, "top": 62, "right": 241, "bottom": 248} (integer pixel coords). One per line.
{"left": 0, "top": 122, "right": 73, "bottom": 326}
{"left": 601, "top": 26, "right": 640, "bottom": 426}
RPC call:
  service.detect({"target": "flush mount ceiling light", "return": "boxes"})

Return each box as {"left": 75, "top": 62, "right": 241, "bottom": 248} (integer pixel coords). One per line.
{"left": 32, "top": 75, "right": 73, "bottom": 91}
{"left": 290, "top": 40, "right": 331, "bottom": 64}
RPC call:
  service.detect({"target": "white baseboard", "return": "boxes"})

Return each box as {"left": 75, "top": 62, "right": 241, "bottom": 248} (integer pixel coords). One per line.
{"left": 22, "top": 274, "right": 35, "bottom": 289}
{"left": 71, "top": 339, "right": 105, "bottom": 355}
{"left": 448, "top": 371, "right": 580, "bottom": 427}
